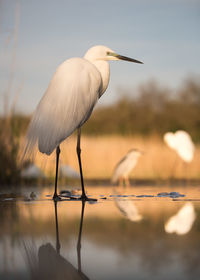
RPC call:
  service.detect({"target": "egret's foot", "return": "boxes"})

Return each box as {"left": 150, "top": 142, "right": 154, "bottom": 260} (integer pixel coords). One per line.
{"left": 81, "top": 195, "right": 97, "bottom": 202}
{"left": 53, "top": 194, "right": 62, "bottom": 201}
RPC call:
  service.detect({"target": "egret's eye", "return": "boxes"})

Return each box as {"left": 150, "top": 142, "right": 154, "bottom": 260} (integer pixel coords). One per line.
{"left": 106, "top": 51, "right": 117, "bottom": 57}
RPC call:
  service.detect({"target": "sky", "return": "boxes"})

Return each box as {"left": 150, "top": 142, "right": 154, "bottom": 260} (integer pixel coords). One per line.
{"left": 0, "top": 0, "right": 200, "bottom": 114}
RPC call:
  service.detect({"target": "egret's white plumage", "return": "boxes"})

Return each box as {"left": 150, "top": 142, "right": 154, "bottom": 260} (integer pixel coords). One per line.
{"left": 24, "top": 45, "right": 143, "bottom": 199}
{"left": 164, "top": 130, "right": 195, "bottom": 162}
{"left": 26, "top": 58, "right": 102, "bottom": 155}
{"left": 164, "top": 202, "right": 196, "bottom": 235}
{"left": 112, "top": 149, "right": 142, "bottom": 184}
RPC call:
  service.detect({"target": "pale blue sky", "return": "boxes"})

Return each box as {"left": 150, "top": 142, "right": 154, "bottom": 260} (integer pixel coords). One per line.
{"left": 0, "top": 0, "right": 200, "bottom": 114}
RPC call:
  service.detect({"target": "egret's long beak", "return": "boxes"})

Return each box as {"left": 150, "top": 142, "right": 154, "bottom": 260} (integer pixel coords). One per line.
{"left": 107, "top": 52, "right": 143, "bottom": 64}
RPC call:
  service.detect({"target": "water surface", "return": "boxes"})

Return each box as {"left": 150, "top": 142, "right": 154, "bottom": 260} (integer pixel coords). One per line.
{"left": 0, "top": 185, "right": 200, "bottom": 280}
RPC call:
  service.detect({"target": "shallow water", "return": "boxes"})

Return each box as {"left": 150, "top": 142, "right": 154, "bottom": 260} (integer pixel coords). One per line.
{"left": 1, "top": 185, "right": 200, "bottom": 280}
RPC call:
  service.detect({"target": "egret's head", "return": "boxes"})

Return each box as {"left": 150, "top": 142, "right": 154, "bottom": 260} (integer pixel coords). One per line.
{"left": 163, "top": 132, "right": 177, "bottom": 150}
{"left": 84, "top": 45, "right": 143, "bottom": 64}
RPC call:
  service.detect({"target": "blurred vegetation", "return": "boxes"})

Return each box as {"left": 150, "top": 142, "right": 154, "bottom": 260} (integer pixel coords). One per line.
{"left": 0, "top": 76, "right": 200, "bottom": 185}
{"left": 0, "top": 114, "right": 21, "bottom": 185}
{"left": 1, "top": 76, "right": 200, "bottom": 141}
{"left": 84, "top": 77, "right": 200, "bottom": 142}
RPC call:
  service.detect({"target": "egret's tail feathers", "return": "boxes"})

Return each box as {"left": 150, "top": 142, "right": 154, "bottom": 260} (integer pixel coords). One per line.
{"left": 21, "top": 128, "right": 38, "bottom": 164}
{"left": 23, "top": 110, "right": 59, "bottom": 159}
{"left": 22, "top": 118, "right": 50, "bottom": 164}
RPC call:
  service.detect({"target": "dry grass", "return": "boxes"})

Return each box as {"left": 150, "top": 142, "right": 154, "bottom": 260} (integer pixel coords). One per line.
{"left": 20, "top": 135, "right": 200, "bottom": 180}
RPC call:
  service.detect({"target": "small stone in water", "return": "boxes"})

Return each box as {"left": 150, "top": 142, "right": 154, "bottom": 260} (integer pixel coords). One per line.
{"left": 157, "top": 192, "right": 185, "bottom": 198}
{"left": 157, "top": 192, "right": 169, "bottom": 197}
{"left": 136, "top": 195, "right": 154, "bottom": 198}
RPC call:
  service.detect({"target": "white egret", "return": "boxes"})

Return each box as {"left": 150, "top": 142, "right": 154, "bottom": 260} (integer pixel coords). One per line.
{"left": 164, "top": 202, "right": 196, "bottom": 235}
{"left": 164, "top": 130, "right": 195, "bottom": 178}
{"left": 24, "top": 45, "right": 143, "bottom": 201}
{"left": 164, "top": 130, "right": 195, "bottom": 163}
{"left": 111, "top": 149, "right": 143, "bottom": 186}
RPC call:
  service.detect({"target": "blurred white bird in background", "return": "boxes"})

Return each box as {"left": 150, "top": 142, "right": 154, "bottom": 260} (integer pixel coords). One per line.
{"left": 111, "top": 149, "right": 143, "bottom": 187}
{"left": 24, "top": 45, "right": 143, "bottom": 201}
{"left": 21, "top": 163, "right": 45, "bottom": 179}
{"left": 163, "top": 130, "right": 195, "bottom": 178}
{"left": 164, "top": 130, "right": 195, "bottom": 162}
{"left": 164, "top": 202, "right": 196, "bottom": 235}
{"left": 60, "top": 164, "right": 80, "bottom": 179}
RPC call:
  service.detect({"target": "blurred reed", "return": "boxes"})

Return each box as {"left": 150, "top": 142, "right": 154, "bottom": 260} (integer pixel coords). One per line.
{"left": 0, "top": 2, "right": 22, "bottom": 186}
{"left": 1, "top": 73, "right": 200, "bottom": 184}
{"left": 23, "top": 135, "right": 200, "bottom": 181}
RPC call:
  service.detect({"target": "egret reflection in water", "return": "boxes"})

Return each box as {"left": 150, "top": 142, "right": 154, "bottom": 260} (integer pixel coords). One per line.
{"left": 114, "top": 191, "right": 143, "bottom": 222}
{"left": 24, "top": 201, "right": 89, "bottom": 280}
{"left": 165, "top": 202, "right": 196, "bottom": 235}
{"left": 1, "top": 186, "right": 200, "bottom": 280}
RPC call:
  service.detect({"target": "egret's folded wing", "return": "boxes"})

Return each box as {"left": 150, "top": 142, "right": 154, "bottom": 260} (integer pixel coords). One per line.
{"left": 25, "top": 57, "right": 102, "bottom": 156}
{"left": 111, "top": 155, "right": 128, "bottom": 183}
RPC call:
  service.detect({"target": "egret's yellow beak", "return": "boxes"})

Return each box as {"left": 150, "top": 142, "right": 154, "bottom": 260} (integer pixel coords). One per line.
{"left": 107, "top": 52, "right": 143, "bottom": 64}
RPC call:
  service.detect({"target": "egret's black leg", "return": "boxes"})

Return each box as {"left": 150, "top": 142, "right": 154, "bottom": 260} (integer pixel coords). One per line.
{"left": 76, "top": 128, "right": 97, "bottom": 201}
{"left": 53, "top": 146, "right": 61, "bottom": 201}
{"left": 77, "top": 128, "right": 87, "bottom": 199}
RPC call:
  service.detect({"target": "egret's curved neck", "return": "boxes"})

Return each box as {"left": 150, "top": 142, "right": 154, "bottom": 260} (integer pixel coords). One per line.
{"left": 93, "top": 60, "right": 110, "bottom": 96}
{"left": 85, "top": 57, "right": 110, "bottom": 97}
